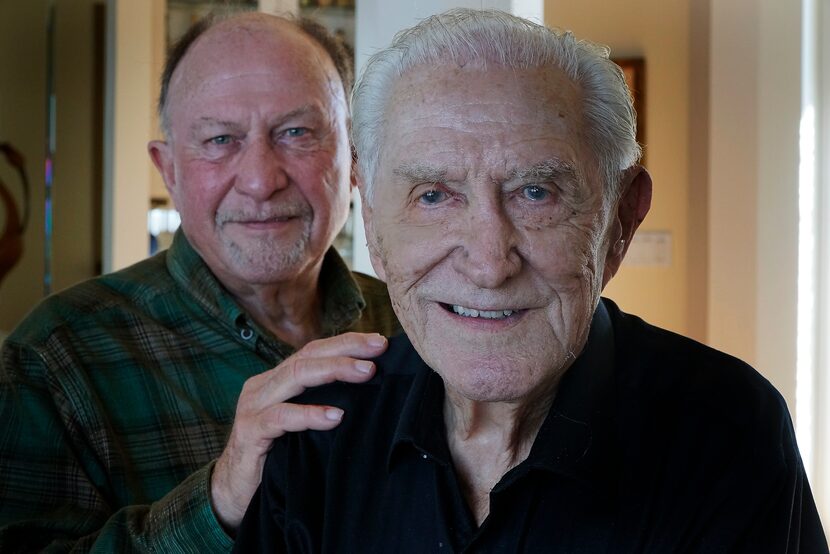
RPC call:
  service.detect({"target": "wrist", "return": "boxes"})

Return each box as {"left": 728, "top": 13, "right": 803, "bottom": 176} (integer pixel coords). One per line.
{"left": 209, "top": 457, "right": 243, "bottom": 534}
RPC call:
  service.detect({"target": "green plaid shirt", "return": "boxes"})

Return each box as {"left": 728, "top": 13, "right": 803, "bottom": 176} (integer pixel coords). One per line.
{"left": 0, "top": 230, "right": 399, "bottom": 553}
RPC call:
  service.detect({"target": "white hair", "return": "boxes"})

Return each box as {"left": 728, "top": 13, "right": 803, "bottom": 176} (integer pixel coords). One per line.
{"left": 351, "top": 8, "right": 641, "bottom": 203}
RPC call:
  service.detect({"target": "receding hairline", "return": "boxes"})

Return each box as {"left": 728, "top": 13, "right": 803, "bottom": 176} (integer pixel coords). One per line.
{"left": 160, "top": 12, "right": 350, "bottom": 137}
{"left": 169, "top": 15, "right": 333, "bottom": 89}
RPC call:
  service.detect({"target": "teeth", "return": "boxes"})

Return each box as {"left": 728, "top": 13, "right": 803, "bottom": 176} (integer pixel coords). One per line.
{"left": 451, "top": 305, "right": 515, "bottom": 319}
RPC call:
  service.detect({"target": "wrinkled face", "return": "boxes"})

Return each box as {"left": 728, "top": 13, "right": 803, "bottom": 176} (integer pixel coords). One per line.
{"left": 151, "top": 21, "right": 351, "bottom": 290}
{"left": 365, "top": 63, "right": 619, "bottom": 403}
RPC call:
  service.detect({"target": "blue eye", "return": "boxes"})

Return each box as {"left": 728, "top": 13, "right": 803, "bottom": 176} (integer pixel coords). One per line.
{"left": 419, "top": 189, "right": 447, "bottom": 205}
{"left": 522, "top": 185, "right": 549, "bottom": 201}
{"left": 209, "top": 135, "right": 232, "bottom": 146}
{"left": 285, "top": 128, "right": 308, "bottom": 137}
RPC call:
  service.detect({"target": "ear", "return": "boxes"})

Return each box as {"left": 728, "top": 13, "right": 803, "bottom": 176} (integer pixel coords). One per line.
{"left": 356, "top": 176, "right": 387, "bottom": 282}
{"left": 602, "top": 165, "right": 652, "bottom": 288}
{"left": 148, "top": 140, "right": 177, "bottom": 199}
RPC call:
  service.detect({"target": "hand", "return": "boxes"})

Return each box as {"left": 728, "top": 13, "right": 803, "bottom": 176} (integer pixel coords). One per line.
{"left": 210, "top": 332, "right": 388, "bottom": 531}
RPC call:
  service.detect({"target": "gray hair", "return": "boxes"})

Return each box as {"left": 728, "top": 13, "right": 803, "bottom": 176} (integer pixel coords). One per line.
{"left": 351, "top": 8, "right": 641, "bottom": 202}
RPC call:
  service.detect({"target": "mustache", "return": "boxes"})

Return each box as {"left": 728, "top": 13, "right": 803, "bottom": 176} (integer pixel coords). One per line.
{"left": 215, "top": 204, "right": 312, "bottom": 225}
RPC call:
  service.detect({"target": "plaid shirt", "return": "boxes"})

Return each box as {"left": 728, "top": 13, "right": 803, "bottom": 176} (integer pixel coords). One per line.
{"left": 0, "top": 230, "right": 400, "bottom": 553}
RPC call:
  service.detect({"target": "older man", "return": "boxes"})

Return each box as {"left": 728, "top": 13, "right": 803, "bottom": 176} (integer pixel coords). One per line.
{"left": 0, "top": 13, "right": 398, "bottom": 552}
{"left": 235, "top": 9, "right": 828, "bottom": 552}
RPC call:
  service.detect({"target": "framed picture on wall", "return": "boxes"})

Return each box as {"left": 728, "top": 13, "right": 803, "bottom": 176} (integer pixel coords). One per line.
{"left": 613, "top": 57, "right": 646, "bottom": 162}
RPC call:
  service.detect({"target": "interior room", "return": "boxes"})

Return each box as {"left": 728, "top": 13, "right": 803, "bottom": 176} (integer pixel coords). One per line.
{"left": 1, "top": 0, "right": 827, "bottom": 528}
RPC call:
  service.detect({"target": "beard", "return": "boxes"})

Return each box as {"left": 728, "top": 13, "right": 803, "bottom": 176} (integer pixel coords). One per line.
{"left": 216, "top": 204, "right": 315, "bottom": 282}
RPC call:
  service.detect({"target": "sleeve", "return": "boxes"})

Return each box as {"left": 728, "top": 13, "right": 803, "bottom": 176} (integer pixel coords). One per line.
{"left": 0, "top": 341, "right": 235, "bottom": 553}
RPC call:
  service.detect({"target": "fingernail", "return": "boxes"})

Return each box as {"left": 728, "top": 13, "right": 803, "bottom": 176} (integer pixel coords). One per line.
{"left": 325, "top": 408, "right": 344, "bottom": 421}
{"left": 367, "top": 334, "right": 386, "bottom": 348}
{"left": 355, "top": 360, "right": 374, "bottom": 374}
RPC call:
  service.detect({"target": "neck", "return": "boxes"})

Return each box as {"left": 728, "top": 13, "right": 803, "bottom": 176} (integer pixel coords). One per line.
{"left": 229, "top": 268, "right": 324, "bottom": 349}
{"left": 444, "top": 385, "right": 556, "bottom": 526}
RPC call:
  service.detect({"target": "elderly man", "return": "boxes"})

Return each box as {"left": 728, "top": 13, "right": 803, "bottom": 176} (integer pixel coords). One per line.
{"left": 0, "top": 13, "right": 398, "bottom": 552}
{"left": 235, "top": 9, "right": 828, "bottom": 552}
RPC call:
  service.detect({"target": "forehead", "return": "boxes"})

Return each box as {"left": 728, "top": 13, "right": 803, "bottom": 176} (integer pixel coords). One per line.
{"left": 167, "top": 20, "right": 343, "bottom": 122}
{"left": 380, "top": 62, "right": 591, "bottom": 179}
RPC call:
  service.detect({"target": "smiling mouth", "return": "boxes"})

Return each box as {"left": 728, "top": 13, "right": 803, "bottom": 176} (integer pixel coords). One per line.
{"left": 441, "top": 303, "right": 519, "bottom": 320}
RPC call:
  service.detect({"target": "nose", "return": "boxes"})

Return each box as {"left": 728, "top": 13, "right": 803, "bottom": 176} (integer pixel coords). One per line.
{"left": 233, "top": 137, "right": 289, "bottom": 200}
{"left": 452, "top": 201, "right": 522, "bottom": 288}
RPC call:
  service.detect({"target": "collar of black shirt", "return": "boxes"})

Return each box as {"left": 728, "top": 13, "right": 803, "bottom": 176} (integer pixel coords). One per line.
{"left": 387, "top": 299, "right": 619, "bottom": 498}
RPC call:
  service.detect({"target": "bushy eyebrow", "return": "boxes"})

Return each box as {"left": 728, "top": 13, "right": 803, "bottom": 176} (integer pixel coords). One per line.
{"left": 510, "top": 159, "right": 579, "bottom": 184}
{"left": 392, "top": 162, "right": 448, "bottom": 184}
{"left": 190, "top": 118, "right": 240, "bottom": 134}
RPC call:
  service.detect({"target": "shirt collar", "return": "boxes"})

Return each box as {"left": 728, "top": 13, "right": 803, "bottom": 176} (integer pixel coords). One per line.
{"left": 316, "top": 247, "right": 367, "bottom": 337}
{"left": 388, "top": 356, "right": 452, "bottom": 470}
{"left": 389, "top": 300, "right": 616, "bottom": 490}
{"left": 166, "top": 229, "right": 367, "bottom": 347}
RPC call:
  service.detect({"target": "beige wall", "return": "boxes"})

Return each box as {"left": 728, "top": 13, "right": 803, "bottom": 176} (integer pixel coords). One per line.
{"left": 104, "top": 0, "right": 165, "bottom": 273}
{"left": 545, "top": 0, "right": 700, "bottom": 340}
{"left": 0, "top": 1, "right": 105, "bottom": 333}
{"left": 708, "top": 0, "right": 801, "bottom": 413}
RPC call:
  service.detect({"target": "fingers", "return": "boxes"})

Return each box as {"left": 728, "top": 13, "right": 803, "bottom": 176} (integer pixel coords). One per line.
{"left": 293, "top": 331, "right": 388, "bottom": 359}
{"left": 240, "top": 331, "right": 392, "bottom": 436}
{"left": 260, "top": 403, "right": 345, "bottom": 434}
{"left": 250, "top": 332, "right": 388, "bottom": 404}
{"left": 280, "top": 355, "right": 375, "bottom": 398}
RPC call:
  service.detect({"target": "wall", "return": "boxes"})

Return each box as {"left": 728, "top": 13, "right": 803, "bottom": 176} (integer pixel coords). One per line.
{"left": 545, "top": 0, "right": 698, "bottom": 340}
{"left": 0, "top": 1, "right": 104, "bottom": 334}
{"left": 708, "top": 0, "right": 801, "bottom": 421}
{"left": 103, "top": 0, "right": 165, "bottom": 273}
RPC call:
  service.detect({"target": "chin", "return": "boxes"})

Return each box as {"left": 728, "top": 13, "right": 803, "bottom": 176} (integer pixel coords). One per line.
{"left": 436, "top": 357, "right": 544, "bottom": 403}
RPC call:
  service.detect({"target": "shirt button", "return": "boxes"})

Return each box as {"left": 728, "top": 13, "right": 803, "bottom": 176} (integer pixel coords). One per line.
{"left": 240, "top": 327, "right": 255, "bottom": 341}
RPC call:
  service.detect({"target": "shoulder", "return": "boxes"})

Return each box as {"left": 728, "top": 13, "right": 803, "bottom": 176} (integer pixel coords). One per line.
{"left": 605, "top": 297, "right": 779, "bottom": 402}
{"left": 603, "top": 297, "right": 794, "bottom": 459}
{"left": 350, "top": 272, "right": 401, "bottom": 337}
{"left": 294, "top": 333, "right": 421, "bottom": 411}
{"left": 264, "top": 334, "right": 424, "bottom": 477}
{"left": 5, "top": 252, "right": 173, "bottom": 348}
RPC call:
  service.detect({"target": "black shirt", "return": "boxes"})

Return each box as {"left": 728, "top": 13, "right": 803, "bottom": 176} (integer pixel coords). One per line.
{"left": 234, "top": 299, "right": 828, "bottom": 553}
